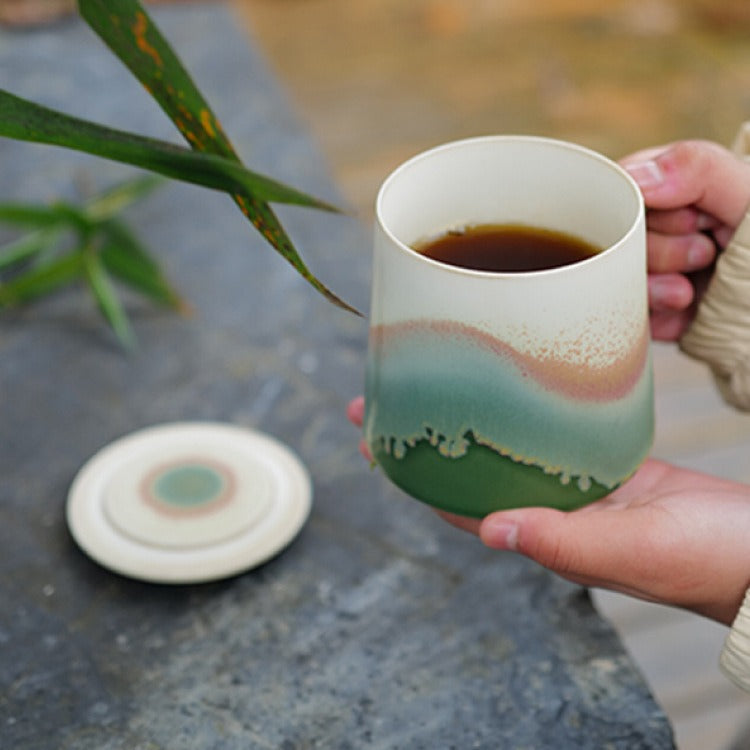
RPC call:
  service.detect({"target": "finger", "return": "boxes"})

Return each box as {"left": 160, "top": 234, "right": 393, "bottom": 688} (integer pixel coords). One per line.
{"left": 435, "top": 509, "right": 482, "bottom": 536}
{"left": 621, "top": 145, "right": 671, "bottom": 165}
{"left": 646, "top": 207, "right": 719, "bottom": 235}
{"left": 714, "top": 225, "right": 734, "bottom": 249}
{"left": 648, "top": 273, "right": 694, "bottom": 312}
{"left": 478, "top": 505, "right": 663, "bottom": 597}
{"left": 624, "top": 141, "right": 750, "bottom": 228}
{"left": 646, "top": 230, "right": 717, "bottom": 274}
{"left": 650, "top": 308, "right": 695, "bottom": 341}
{"left": 347, "top": 395, "right": 365, "bottom": 427}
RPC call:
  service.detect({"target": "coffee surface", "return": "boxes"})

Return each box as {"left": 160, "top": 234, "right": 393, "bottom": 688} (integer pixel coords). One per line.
{"left": 413, "top": 223, "right": 601, "bottom": 272}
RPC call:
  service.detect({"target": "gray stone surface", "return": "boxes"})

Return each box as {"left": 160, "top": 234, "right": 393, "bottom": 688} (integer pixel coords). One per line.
{"left": 0, "top": 5, "right": 675, "bottom": 748}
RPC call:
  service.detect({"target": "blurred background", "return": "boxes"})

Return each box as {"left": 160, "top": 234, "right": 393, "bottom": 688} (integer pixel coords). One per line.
{"left": 237, "top": 0, "right": 750, "bottom": 220}
{"left": 3, "top": 0, "right": 750, "bottom": 747}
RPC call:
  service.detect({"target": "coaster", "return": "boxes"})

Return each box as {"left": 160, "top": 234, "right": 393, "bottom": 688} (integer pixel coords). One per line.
{"left": 66, "top": 422, "right": 312, "bottom": 583}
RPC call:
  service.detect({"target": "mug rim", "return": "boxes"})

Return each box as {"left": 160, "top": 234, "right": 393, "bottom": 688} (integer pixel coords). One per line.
{"left": 375, "top": 134, "right": 645, "bottom": 279}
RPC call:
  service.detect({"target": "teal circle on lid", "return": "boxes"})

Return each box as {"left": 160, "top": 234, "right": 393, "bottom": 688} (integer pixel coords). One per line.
{"left": 151, "top": 464, "right": 226, "bottom": 508}
{"left": 104, "top": 450, "right": 269, "bottom": 550}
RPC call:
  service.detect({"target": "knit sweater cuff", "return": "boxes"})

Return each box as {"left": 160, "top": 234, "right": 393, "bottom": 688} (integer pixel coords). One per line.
{"left": 720, "top": 588, "right": 750, "bottom": 692}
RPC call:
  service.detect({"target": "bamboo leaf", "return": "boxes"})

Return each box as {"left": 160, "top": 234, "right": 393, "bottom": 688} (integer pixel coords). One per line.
{"left": 78, "top": 0, "right": 235, "bottom": 156}
{"left": 83, "top": 250, "right": 136, "bottom": 349}
{"left": 0, "top": 89, "right": 340, "bottom": 213}
{"left": 0, "top": 228, "right": 64, "bottom": 269}
{"left": 0, "top": 202, "right": 86, "bottom": 229}
{"left": 0, "top": 251, "right": 84, "bottom": 306}
{"left": 0, "top": 0, "right": 359, "bottom": 315}
{"left": 84, "top": 174, "right": 164, "bottom": 221}
{"left": 77, "top": 0, "right": 360, "bottom": 316}
{"left": 99, "top": 219, "right": 185, "bottom": 310}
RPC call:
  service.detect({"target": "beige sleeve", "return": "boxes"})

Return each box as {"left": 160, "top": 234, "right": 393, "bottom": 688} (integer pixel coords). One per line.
{"left": 721, "top": 589, "right": 750, "bottom": 692}
{"left": 678, "top": 124, "right": 750, "bottom": 409}
{"left": 732, "top": 121, "right": 750, "bottom": 156}
{"left": 680, "top": 124, "right": 750, "bottom": 690}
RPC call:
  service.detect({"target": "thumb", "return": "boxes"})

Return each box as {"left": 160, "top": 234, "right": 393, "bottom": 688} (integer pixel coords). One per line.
{"left": 478, "top": 507, "right": 633, "bottom": 587}
{"left": 622, "top": 140, "right": 750, "bottom": 228}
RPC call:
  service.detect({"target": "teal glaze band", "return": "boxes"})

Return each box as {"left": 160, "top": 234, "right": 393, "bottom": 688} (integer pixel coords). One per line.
{"left": 365, "top": 321, "right": 653, "bottom": 491}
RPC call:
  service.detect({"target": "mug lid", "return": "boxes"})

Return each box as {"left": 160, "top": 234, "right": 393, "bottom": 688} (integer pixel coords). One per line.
{"left": 66, "top": 422, "right": 312, "bottom": 583}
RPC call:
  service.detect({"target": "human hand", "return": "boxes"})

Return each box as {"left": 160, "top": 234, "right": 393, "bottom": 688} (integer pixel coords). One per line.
{"left": 621, "top": 141, "right": 750, "bottom": 341}
{"left": 439, "top": 459, "right": 750, "bottom": 625}
{"left": 347, "top": 395, "right": 750, "bottom": 625}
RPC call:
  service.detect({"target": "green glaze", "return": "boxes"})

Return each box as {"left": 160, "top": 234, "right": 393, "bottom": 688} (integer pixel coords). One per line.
{"left": 371, "top": 433, "right": 614, "bottom": 517}
{"left": 365, "top": 319, "right": 653, "bottom": 515}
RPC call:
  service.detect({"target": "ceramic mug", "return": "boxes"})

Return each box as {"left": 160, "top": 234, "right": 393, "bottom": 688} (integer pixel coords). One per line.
{"left": 364, "top": 135, "right": 653, "bottom": 517}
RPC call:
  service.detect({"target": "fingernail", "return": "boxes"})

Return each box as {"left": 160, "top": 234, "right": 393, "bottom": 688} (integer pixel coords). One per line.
{"left": 687, "top": 238, "right": 714, "bottom": 269}
{"left": 482, "top": 517, "right": 519, "bottom": 551}
{"left": 625, "top": 160, "right": 664, "bottom": 190}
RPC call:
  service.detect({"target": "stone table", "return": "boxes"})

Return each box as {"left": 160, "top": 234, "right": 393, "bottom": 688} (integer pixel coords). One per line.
{"left": 0, "top": 5, "right": 675, "bottom": 748}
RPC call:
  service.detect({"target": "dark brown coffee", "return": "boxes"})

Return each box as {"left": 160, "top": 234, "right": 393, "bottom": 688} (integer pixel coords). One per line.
{"left": 412, "top": 223, "right": 601, "bottom": 273}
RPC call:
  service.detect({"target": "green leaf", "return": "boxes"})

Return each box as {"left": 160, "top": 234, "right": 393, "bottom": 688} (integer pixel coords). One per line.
{"left": 0, "top": 201, "right": 91, "bottom": 231}
{"left": 78, "top": 0, "right": 235, "bottom": 156}
{"left": 0, "top": 228, "right": 64, "bottom": 270}
{"left": 0, "top": 177, "right": 180, "bottom": 348}
{"left": 0, "top": 0, "right": 359, "bottom": 315}
{"left": 83, "top": 249, "right": 136, "bottom": 349}
{"left": 0, "top": 89, "right": 340, "bottom": 213}
{"left": 99, "top": 219, "right": 185, "bottom": 310}
{"left": 0, "top": 204, "right": 68, "bottom": 227}
{"left": 84, "top": 173, "right": 164, "bottom": 221}
{"left": 77, "top": 0, "right": 360, "bottom": 316}
{"left": 0, "top": 251, "right": 84, "bottom": 306}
